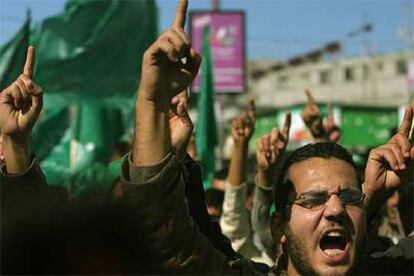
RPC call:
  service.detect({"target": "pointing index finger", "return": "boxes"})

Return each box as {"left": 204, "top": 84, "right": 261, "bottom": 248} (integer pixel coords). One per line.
{"left": 305, "top": 89, "right": 316, "bottom": 105}
{"left": 173, "top": 0, "right": 188, "bottom": 29}
{"left": 247, "top": 98, "right": 256, "bottom": 119}
{"left": 23, "top": 46, "right": 35, "bottom": 78}
{"left": 399, "top": 107, "right": 413, "bottom": 138}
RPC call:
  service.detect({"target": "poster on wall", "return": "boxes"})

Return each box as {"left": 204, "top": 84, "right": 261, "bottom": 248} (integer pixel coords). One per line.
{"left": 189, "top": 11, "right": 246, "bottom": 93}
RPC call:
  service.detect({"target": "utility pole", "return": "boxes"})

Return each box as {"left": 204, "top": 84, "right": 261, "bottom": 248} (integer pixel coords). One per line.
{"left": 347, "top": 22, "right": 374, "bottom": 103}
{"left": 210, "top": 0, "right": 225, "bottom": 163}
{"left": 212, "top": 0, "right": 220, "bottom": 11}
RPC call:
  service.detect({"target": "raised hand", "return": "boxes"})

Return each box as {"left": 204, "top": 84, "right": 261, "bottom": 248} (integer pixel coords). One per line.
{"left": 139, "top": 0, "right": 201, "bottom": 106}
{"left": 364, "top": 107, "right": 414, "bottom": 217}
{"left": 227, "top": 99, "right": 256, "bottom": 187}
{"left": 169, "top": 90, "right": 193, "bottom": 158}
{"left": 231, "top": 99, "right": 256, "bottom": 144}
{"left": 0, "top": 46, "right": 43, "bottom": 173}
{"left": 256, "top": 112, "right": 291, "bottom": 187}
{"left": 133, "top": 0, "right": 201, "bottom": 166}
{"left": 301, "top": 89, "right": 326, "bottom": 141}
{"left": 0, "top": 46, "right": 43, "bottom": 138}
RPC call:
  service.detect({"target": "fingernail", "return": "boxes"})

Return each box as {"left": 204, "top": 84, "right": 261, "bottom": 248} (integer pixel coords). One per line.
{"left": 400, "top": 164, "right": 406, "bottom": 170}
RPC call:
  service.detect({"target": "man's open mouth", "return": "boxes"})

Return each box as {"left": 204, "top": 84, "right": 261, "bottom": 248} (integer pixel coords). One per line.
{"left": 319, "top": 230, "right": 349, "bottom": 258}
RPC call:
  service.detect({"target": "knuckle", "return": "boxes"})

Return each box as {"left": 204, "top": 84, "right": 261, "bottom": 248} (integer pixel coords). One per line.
{"left": 26, "top": 79, "right": 34, "bottom": 89}
{"left": 143, "top": 48, "right": 151, "bottom": 57}
{"left": 11, "top": 85, "right": 21, "bottom": 94}
{"left": 172, "top": 26, "right": 184, "bottom": 34}
{"left": 389, "top": 143, "right": 401, "bottom": 151}
{"left": 165, "top": 29, "right": 175, "bottom": 38}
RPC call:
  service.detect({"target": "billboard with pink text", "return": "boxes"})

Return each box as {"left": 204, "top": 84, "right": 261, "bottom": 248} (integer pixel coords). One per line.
{"left": 190, "top": 11, "right": 246, "bottom": 93}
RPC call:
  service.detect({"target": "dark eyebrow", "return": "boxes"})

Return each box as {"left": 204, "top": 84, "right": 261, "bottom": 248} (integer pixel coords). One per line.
{"left": 299, "top": 189, "right": 327, "bottom": 196}
{"left": 296, "top": 190, "right": 327, "bottom": 200}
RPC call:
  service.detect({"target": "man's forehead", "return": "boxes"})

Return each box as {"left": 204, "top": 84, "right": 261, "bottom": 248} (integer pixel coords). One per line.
{"left": 287, "top": 157, "right": 359, "bottom": 192}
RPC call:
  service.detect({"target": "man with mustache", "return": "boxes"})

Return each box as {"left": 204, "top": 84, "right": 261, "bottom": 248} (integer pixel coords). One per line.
{"left": 125, "top": 0, "right": 414, "bottom": 274}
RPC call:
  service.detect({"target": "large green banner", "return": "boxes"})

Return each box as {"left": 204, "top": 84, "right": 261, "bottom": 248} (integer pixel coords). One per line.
{"left": 0, "top": 0, "right": 158, "bottom": 195}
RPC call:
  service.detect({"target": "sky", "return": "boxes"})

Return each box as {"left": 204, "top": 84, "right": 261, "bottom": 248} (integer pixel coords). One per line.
{"left": 0, "top": 0, "right": 412, "bottom": 60}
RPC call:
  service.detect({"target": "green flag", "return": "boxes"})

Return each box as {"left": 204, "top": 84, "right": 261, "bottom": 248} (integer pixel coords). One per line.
{"left": 32, "top": 0, "right": 158, "bottom": 109}
{"left": 195, "top": 27, "right": 218, "bottom": 188}
{"left": 0, "top": 0, "right": 158, "bottom": 194}
{"left": 0, "top": 10, "right": 30, "bottom": 90}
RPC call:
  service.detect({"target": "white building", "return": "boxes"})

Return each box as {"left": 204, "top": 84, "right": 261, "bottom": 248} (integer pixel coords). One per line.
{"left": 248, "top": 51, "right": 414, "bottom": 108}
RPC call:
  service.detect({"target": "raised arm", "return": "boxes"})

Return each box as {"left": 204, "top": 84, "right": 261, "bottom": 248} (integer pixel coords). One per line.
{"left": 253, "top": 112, "right": 290, "bottom": 262}
{"left": 363, "top": 107, "right": 414, "bottom": 221}
{"left": 0, "top": 47, "right": 59, "bottom": 275}
{"left": 227, "top": 99, "right": 256, "bottom": 187}
{"left": 118, "top": 1, "right": 243, "bottom": 273}
{"left": 301, "top": 89, "right": 328, "bottom": 143}
{"left": 255, "top": 112, "right": 291, "bottom": 188}
{"left": 0, "top": 46, "right": 43, "bottom": 174}
{"left": 220, "top": 99, "right": 270, "bottom": 263}
{"left": 132, "top": 0, "right": 200, "bottom": 167}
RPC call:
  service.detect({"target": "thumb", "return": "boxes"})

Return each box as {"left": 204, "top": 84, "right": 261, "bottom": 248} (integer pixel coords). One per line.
{"left": 177, "top": 98, "right": 191, "bottom": 125}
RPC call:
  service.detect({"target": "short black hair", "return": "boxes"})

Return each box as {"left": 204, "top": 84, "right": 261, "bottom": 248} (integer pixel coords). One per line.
{"left": 274, "top": 142, "right": 358, "bottom": 218}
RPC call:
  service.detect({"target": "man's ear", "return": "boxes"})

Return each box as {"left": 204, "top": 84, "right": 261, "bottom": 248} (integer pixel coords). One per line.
{"left": 270, "top": 211, "right": 286, "bottom": 244}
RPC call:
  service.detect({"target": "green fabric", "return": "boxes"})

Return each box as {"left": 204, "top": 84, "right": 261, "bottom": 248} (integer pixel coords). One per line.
{"left": 108, "top": 158, "right": 123, "bottom": 184}
{"left": 32, "top": 107, "right": 70, "bottom": 161}
{"left": 71, "top": 161, "right": 114, "bottom": 198}
{"left": 250, "top": 113, "right": 279, "bottom": 153}
{"left": 341, "top": 107, "right": 398, "bottom": 148}
{"left": 352, "top": 153, "right": 365, "bottom": 166}
{"left": 270, "top": 203, "right": 275, "bottom": 215}
{"left": 0, "top": 0, "right": 158, "bottom": 196}
{"left": 39, "top": 129, "right": 72, "bottom": 187}
{"left": 195, "top": 27, "right": 218, "bottom": 189}
{"left": 0, "top": 12, "right": 30, "bottom": 90}
{"left": 32, "top": 0, "right": 158, "bottom": 108}
{"left": 72, "top": 103, "right": 121, "bottom": 161}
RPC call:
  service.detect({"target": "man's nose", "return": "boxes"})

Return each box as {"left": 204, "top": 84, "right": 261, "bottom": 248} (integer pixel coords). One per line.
{"left": 323, "top": 194, "right": 346, "bottom": 219}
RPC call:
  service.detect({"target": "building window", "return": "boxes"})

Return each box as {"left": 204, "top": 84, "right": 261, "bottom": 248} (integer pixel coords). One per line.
{"left": 376, "top": 61, "right": 383, "bottom": 71}
{"left": 362, "top": 64, "right": 369, "bottom": 80}
{"left": 320, "top": 70, "right": 331, "bottom": 84}
{"left": 396, "top": 59, "right": 407, "bottom": 75}
{"left": 278, "top": 75, "right": 288, "bottom": 87}
{"left": 344, "top": 67, "right": 354, "bottom": 82}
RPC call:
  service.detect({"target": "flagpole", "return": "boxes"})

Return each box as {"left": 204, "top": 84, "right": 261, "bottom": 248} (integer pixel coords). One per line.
{"left": 211, "top": 0, "right": 226, "bottom": 167}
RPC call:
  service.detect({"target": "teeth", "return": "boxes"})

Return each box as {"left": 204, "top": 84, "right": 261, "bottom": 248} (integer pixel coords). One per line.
{"left": 327, "top": 231, "right": 342, "bottom": 237}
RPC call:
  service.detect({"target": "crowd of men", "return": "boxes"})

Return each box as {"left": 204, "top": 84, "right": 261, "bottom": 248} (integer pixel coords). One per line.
{"left": 1, "top": 0, "right": 413, "bottom": 274}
